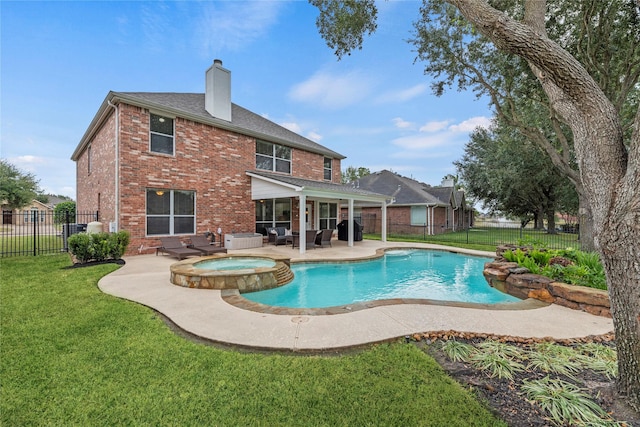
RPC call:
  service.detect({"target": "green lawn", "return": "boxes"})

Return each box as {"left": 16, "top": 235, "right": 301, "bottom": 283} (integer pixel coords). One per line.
{"left": 1, "top": 254, "right": 504, "bottom": 426}
{"left": 366, "top": 226, "right": 581, "bottom": 252}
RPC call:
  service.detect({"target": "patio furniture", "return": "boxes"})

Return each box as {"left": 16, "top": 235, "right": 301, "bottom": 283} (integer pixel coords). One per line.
{"left": 305, "top": 229, "right": 319, "bottom": 249}
{"left": 187, "top": 235, "right": 228, "bottom": 255}
{"left": 157, "top": 236, "right": 202, "bottom": 260}
{"left": 266, "top": 227, "right": 292, "bottom": 246}
{"left": 315, "top": 229, "right": 333, "bottom": 248}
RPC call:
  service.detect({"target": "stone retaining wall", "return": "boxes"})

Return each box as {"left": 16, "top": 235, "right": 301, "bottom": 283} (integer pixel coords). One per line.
{"left": 483, "top": 261, "right": 611, "bottom": 317}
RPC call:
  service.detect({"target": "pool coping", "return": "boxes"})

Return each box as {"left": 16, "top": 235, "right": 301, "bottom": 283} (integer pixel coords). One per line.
{"left": 98, "top": 241, "right": 615, "bottom": 352}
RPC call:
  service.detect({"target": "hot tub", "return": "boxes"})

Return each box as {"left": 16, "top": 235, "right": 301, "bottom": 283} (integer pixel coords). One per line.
{"left": 170, "top": 254, "right": 292, "bottom": 291}
{"left": 224, "top": 233, "right": 264, "bottom": 250}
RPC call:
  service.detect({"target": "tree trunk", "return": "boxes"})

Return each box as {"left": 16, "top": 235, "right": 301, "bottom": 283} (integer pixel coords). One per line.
{"left": 545, "top": 210, "right": 556, "bottom": 234}
{"left": 449, "top": 0, "right": 640, "bottom": 411}
{"left": 600, "top": 218, "right": 640, "bottom": 410}
{"left": 577, "top": 194, "right": 595, "bottom": 252}
{"left": 535, "top": 207, "right": 544, "bottom": 230}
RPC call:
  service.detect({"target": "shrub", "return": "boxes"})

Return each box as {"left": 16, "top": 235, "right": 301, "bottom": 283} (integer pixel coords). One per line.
{"left": 68, "top": 231, "right": 130, "bottom": 263}
{"left": 503, "top": 246, "right": 606, "bottom": 290}
{"left": 67, "top": 233, "right": 94, "bottom": 263}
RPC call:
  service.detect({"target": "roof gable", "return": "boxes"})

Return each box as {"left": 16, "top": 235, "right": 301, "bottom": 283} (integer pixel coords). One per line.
{"left": 72, "top": 91, "right": 345, "bottom": 161}
{"left": 353, "top": 170, "right": 448, "bottom": 206}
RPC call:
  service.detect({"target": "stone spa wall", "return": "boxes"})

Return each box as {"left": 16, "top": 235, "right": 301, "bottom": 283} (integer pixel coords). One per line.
{"left": 483, "top": 261, "right": 611, "bottom": 317}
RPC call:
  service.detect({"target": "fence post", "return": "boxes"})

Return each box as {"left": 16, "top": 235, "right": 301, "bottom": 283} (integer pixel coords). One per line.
{"left": 32, "top": 210, "right": 37, "bottom": 256}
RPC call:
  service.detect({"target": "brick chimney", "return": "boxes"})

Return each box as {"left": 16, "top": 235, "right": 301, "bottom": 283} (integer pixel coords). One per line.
{"left": 205, "top": 59, "right": 231, "bottom": 122}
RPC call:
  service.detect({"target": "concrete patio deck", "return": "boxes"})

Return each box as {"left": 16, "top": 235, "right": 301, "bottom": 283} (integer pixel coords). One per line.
{"left": 98, "top": 240, "right": 614, "bottom": 352}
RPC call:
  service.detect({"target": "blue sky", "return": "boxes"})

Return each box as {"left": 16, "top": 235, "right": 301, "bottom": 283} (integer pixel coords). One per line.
{"left": 1, "top": 0, "right": 492, "bottom": 199}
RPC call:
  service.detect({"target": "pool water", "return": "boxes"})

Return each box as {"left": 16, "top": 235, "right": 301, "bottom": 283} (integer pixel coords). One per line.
{"left": 195, "top": 257, "right": 275, "bottom": 271}
{"left": 242, "top": 249, "right": 520, "bottom": 308}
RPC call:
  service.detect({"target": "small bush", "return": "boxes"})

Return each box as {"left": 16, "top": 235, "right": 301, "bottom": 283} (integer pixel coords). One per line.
{"left": 68, "top": 233, "right": 94, "bottom": 263}
{"left": 68, "top": 231, "right": 130, "bottom": 263}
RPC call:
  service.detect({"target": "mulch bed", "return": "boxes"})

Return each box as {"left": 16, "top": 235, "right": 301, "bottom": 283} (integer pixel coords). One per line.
{"left": 410, "top": 331, "right": 640, "bottom": 427}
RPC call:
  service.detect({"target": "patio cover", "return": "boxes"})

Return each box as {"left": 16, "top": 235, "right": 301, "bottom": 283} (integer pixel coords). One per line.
{"left": 247, "top": 170, "right": 390, "bottom": 254}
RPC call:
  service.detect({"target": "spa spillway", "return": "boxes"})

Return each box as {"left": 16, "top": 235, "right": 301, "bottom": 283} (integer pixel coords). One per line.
{"left": 170, "top": 254, "right": 293, "bottom": 292}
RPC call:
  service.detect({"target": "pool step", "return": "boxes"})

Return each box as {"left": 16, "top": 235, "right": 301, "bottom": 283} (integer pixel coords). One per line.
{"left": 274, "top": 262, "right": 294, "bottom": 286}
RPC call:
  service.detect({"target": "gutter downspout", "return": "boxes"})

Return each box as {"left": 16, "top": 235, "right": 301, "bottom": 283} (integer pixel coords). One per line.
{"left": 107, "top": 99, "right": 119, "bottom": 232}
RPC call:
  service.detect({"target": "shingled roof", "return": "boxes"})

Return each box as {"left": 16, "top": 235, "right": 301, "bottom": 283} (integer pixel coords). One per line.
{"left": 352, "top": 170, "right": 464, "bottom": 207}
{"left": 72, "top": 91, "right": 345, "bottom": 161}
{"left": 247, "top": 170, "right": 389, "bottom": 201}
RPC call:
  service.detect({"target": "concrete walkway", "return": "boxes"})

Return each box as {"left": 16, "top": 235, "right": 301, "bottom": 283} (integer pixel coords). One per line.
{"left": 98, "top": 240, "right": 614, "bottom": 352}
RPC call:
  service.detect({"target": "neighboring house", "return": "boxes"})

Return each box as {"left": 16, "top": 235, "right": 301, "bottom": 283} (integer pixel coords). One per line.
{"left": 71, "top": 60, "right": 388, "bottom": 254}
{"left": 345, "top": 170, "right": 473, "bottom": 235}
{"left": 1, "top": 199, "right": 53, "bottom": 226}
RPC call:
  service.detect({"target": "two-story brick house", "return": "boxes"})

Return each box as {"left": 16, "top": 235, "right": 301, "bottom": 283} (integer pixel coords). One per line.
{"left": 71, "top": 60, "right": 388, "bottom": 254}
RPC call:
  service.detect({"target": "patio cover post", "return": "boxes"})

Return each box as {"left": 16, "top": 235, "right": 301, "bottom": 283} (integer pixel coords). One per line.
{"left": 348, "top": 198, "right": 354, "bottom": 247}
{"left": 298, "top": 194, "right": 306, "bottom": 254}
{"left": 381, "top": 200, "right": 387, "bottom": 242}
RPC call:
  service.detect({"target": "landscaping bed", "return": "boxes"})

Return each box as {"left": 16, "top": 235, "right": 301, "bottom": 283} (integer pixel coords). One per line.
{"left": 411, "top": 331, "right": 639, "bottom": 427}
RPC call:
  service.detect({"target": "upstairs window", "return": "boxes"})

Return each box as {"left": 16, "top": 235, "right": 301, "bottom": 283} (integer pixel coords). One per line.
{"left": 150, "top": 113, "right": 174, "bottom": 155}
{"left": 323, "top": 157, "right": 332, "bottom": 181}
{"left": 256, "top": 141, "right": 291, "bottom": 174}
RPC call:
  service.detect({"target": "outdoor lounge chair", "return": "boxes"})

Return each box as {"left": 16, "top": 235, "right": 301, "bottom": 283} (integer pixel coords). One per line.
{"left": 315, "top": 229, "right": 333, "bottom": 248}
{"left": 187, "top": 235, "right": 228, "bottom": 255}
{"left": 157, "top": 236, "right": 202, "bottom": 260}
{"left": 305, "top": 229, "right": 319, "bottom": 249}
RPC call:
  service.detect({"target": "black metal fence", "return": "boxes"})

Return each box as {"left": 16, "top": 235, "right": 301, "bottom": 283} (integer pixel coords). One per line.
{"left": 356, "top": 215, "right": 583, "bottom": 250}
{"left": 0, "top": 210, "right": 99, "bottom": 257}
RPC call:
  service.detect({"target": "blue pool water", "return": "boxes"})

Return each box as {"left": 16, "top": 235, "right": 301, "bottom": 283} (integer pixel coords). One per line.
{"left": 242, "top": 249, "right": 520, "bottom": 308}
{"left": 195, "top": 257, "right": 275, "bottom": 271}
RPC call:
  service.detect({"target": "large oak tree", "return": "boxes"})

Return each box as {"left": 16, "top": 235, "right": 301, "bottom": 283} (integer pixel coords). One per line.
{"left": 311, "top": 0, "right": 640, "bottom": 410}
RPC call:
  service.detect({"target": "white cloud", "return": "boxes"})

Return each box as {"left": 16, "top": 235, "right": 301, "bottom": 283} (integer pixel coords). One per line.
{"left": 391, "top": 133, "right": 453, "bottom": 150}
{"left": 306, "top": 131, "right": 322, "bottom": 142}
{"left": 10, "top": 155, "right": 47, "bottom": 173}
{"left": 280, "top": 121, "right": 302, "bottom": 134}
{"left": 196, "top": 2, "right": 284, "bottom": 55}
{"left": 419, "top": 120, "right": 450, "bottom": 133}
{"left": 392, "top": 117, "right": 414, "bottom": 129}
{"left": 448, "top": 116, "right": 492, "bottom": 133}
{"left": 376, "top": 83, "right": 428, "bottom": 104}
{"left": 288, "top": 70, "right": 375, "bottom": 109}
{"left": 278, "top": 118, "right": 322, "bottom": 142}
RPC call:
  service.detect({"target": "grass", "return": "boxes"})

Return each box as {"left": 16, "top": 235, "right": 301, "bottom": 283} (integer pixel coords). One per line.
{"left": 521, "top": 378, "right": 619, "bottom": 426}
{"left": 0, "top": 234, "right": 64, "bottom": 256}
{"left": 439, "top": 339, "right": 622, "bottom": 426}
{"left": 1, "top": 254, "right": 506, "bottom": 426}
{"left": 365, "top": 226, "right": 581, "bottom": 252}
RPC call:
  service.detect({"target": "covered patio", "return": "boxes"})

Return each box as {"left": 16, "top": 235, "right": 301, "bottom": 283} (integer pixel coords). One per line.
{"left": 248, "top": 171, "right": 390, "bottom": 254}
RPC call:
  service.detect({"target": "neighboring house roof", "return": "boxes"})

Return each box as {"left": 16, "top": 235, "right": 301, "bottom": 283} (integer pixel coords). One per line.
{"left": 247, "top": 170, "right": 389, "bottom": 203}
{"left": 71, "top": 91, "right": 345, "bottom": 161}
{"left": 46, "top": 196, "right": 70, "bottom": 207}
{"left": 351, "top": 170, "right": 449, "bottom": 206}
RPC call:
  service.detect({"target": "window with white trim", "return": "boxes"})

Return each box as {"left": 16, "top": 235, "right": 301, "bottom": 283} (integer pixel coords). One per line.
{"left": 319, "top": 202, "right": 338, "bottom": 230}
{"left": 150, "top": 113, "right": 174, "bottom": 155}
{"left": 256, "top": 140, "right": 291, "bottom": 174}
{"left": 323, "top": 157, "right": 332, "bottom": 181}
{"left": 146, "top": 189, "right": 195, "bottom": 235}
{"left": 411, "top": 206, "right": 427, "bottom": 226}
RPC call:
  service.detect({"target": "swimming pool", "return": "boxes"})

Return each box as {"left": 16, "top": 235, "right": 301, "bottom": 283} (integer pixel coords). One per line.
{"left": 242, "top": 249, "right": 520, "bottom": 308}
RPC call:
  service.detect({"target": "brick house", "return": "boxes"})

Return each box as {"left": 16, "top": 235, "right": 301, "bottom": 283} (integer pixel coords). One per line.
{"left": 1, "top": 199, "right": 53, "bottom": 226}
{"left": 345, "top": 170, "right": 473, "bottom": 235}
{"left": 71, "top": 60, "right": 388, "bottom": 255}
